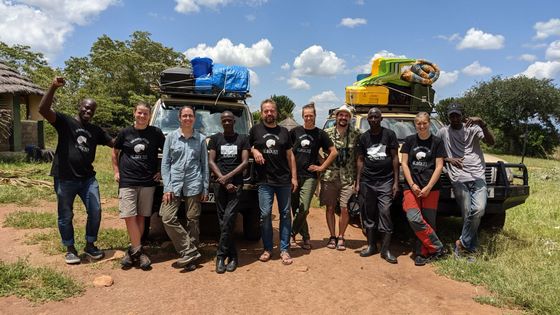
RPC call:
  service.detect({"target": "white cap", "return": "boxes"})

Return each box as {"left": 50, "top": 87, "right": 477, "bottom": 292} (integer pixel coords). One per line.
{"left": 334, "top": 104, "right": 354, "bottom": 118}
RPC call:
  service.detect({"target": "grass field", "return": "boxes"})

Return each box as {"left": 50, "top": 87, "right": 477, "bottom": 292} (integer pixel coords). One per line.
{"left": 1, "top": 147, "right": 559, "bottom": 313}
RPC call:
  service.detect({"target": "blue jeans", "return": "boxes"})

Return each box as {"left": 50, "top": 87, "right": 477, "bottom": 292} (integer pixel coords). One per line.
{"left": 258, "top": 184, "right": 292, "bottom": 252}
{"left": 452, "top": 178, "right": 487, "bottom": 252}
{"left": 54, "top": 177, "right": 102, "bottom": 246}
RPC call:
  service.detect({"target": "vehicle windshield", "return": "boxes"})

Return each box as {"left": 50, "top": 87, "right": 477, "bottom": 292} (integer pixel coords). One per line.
{"left": 360, "top": 117, "right": 442, "bottom": 140}
{"left": 323, "top": 117, "right": 443, "bottom": 141}
{"left": 152, "top": 102, "right": 250, "bottom": 136}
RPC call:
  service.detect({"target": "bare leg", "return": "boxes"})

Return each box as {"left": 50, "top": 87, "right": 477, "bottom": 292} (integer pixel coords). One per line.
{"left": 124, "top": 216, "right": 144, "bottom": 248}
{"left": 326, "top": 205, "right": 336, "bottom": 237}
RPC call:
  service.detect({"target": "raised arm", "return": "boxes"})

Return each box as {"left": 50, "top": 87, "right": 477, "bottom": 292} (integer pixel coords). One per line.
{"left": 39, "top": 77, "right": 65, "bottom": 123}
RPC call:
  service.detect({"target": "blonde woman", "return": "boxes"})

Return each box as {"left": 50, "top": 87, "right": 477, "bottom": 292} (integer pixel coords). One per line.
{"left": 400, "top": 112, "right": 447, "bottom": 266}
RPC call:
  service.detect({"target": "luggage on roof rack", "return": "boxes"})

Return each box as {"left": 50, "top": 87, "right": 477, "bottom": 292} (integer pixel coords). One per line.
{"left": 159, "top": 67, "right": 194, "bottom": 94}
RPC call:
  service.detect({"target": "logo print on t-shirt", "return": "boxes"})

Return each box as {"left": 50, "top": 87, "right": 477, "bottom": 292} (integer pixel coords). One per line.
{"left": 367, "top": 144, "right": 387, "bottom": 161}
{"left": 221, "top": 144, "right": 237, "bottom": 158}
{"left": 134, "top": 144, "right": 146, "bottom": 153}
{"left": 300, "top": 139, "right": 310, "bottom": 148}
{"left": 416, "top": 151, "right": 426, "bottom": 160}
{"left": 77, "top": 136, "right": 87, "bottom": 145}
{"left": 266, "top": 139, "right": 276, "bottom": 148}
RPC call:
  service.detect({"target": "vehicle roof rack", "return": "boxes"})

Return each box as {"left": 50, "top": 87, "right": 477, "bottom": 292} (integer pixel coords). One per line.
{"left": 328, "top": 103, "right": 433, "bottom": 116}
{"left": 159, "top": 90, "right": 250, "bottom": 102}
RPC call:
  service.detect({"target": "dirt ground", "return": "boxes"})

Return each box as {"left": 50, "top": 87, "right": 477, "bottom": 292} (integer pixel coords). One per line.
{"left": 0, "top": 200, "right": 513, "bottom": 315}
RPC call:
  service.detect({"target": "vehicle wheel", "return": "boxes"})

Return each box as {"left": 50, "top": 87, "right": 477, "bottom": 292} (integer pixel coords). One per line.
{"left": 480, "top": 213, "right": 506, "bottom": 231}
{"left": 242, "top": 208, "right": 261, "bottom": 241}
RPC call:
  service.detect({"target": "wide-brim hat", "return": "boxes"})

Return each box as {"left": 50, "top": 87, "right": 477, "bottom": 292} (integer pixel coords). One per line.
{"left": 334, "top": 104, "right": 354, "bottom": 118}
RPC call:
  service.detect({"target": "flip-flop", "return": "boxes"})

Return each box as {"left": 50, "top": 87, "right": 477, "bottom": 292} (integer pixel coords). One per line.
{"left": 259, "top": 250, "right": 271, "bottom": 262}
{"left": 280, "top": 251, "right": 293, "bottom": 265}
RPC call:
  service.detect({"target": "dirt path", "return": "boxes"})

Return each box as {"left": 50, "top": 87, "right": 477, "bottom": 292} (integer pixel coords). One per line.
{"left": 0, "top": 201, "right": 511, "bottom": 314}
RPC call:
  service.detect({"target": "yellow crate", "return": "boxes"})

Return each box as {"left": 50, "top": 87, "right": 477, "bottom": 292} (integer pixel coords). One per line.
{"left": 345, "top": 85, "right": 389, "bottom": 105}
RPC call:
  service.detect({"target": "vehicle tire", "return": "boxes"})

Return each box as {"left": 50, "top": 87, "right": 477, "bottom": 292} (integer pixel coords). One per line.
{"left": 480, "top": 212, "right": 506, "bottom": 231}
{"left": 242, "top": 208, "right": 261, "bottom": 241}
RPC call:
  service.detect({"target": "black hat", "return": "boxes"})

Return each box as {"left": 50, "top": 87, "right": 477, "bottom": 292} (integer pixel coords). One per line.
{"left": 447, "top": 103, "right": 463, "bottom": 116}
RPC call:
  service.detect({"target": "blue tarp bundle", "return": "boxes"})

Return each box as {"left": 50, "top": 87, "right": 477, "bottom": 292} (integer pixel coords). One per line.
{"left": 192, "top": 58, "right": 249, "bottom": 95}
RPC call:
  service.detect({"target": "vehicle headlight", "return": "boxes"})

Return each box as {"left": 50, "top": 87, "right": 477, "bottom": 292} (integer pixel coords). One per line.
{"left": 506, "top": 167, "right": 514, "bottom": 183}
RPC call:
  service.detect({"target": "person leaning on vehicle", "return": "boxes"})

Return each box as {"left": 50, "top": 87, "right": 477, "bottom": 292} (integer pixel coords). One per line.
{"left": 355, "top": 107, "right": 399, "bottom": 264}
{"left": 159, "top": 106, "right": 209, "bottom": 271}
{"left": 436, "top": 103, "right": 495, "bottom": 261}
{"left": 208, "top": 111, "right": 250, "bottom": 274}
{"left": 38, "top": 77, "right": 114, "bottom": 265}
{"left": 250, "top": 98, "right": 298, "bottom": 265}
{"left": 290, "top": 102, "right": 337, "bottom": 250}
{"left": 111, "top": 102, "right": 165, "bottom": 270}
{"left": 320, "top": 104, "right": 361, "bottom": 251}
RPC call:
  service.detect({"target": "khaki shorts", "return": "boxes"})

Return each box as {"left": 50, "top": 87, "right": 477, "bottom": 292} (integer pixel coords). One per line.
{"left": 320, "top": 179, "right": 354, "bottom": 208}
{"left": 118, "top": 186, "right": 155, "bottom": 218}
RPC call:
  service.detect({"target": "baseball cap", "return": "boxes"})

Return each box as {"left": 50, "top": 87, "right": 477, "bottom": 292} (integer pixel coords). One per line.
{"left": 447, "top": 103, "right": 463, "bottom": 116}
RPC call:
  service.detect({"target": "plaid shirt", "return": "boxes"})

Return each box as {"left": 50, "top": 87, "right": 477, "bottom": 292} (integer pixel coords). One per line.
{"left": 322, "top": 126, "right": 361, "bottom": 185}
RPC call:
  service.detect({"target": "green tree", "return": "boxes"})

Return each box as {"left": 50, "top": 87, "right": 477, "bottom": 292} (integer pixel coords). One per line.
{"left": 435, "top": 76, "right": 560, "bottom": 156}
{"left": 270, "top": 94, "right": 295, "bottom": 122}
{"left": 0, "top": 42, "right": 58, "bottom": 88}
{"left": 60, "top": 31, "right": 187, "bottom": 133}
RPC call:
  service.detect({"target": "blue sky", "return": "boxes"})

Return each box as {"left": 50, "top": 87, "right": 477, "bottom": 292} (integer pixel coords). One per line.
{"left": 1, "top": 0, "right": 560, "bottom": 125}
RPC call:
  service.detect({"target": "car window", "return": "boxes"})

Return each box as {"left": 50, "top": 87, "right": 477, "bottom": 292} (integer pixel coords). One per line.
{"left": 152, "top": 103, "right": 250, "bottom": 136}
{"left": 359, "top": 117, "right": 441, "bottom": 140}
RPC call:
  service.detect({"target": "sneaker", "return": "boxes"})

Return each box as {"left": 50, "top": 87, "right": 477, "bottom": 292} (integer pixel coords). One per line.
{"left": 138, "top": 252, "right": 152, "bottom": 270}
{"left": 65, "top": 250, "right": 81, "bottom": 264}
{"left": 176, "top": 252, "right": 201, "bottom": 268}
{"left": 414, "top": 255, "right": 427, "bottom": 266}
{"left": 84, "top": 244, "right": 105, "bottom": 260}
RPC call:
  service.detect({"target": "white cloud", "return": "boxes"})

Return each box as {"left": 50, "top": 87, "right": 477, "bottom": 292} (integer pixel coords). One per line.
{"left": 436, "top": 33, "right": 461, "bottom": 42}
{"left": 309, "top": 90, "right": 340, "bottom": 104}
{"left": 356, "top": 50, "right": 407, "bottom": 73}
{"left": 287, "top": 77, "right": 310, "bottom": 90}
{"left": 248, "top": 69, "right": 259, "bottom": 86}
{"left": 462, "top": 61, "right": 492, "bottom": 76}
{"left": 280, "top": 63, "right": 290, "bottom": 70}
{"left": 174, "top": 0, "right": 267, "bottom": 14}
{"left": 339, "top": 17, "right": 367, "bottom": 28}
{"left": 434, "top": 70, "right": 459, "bottom": 88}
{"left": 292, "top": 45, "right": 345, "bottom": 77}
{"left": 533, "top": 18, "right": 560, "bottom": 40}
{"left": 245, "top": 14, "right": 256, "bottom": 21}
{"left": 184, "top": 38, "right": 273, "bottom": 67}
{"left": 0, "top": 0, "right": 117, "bottom": 59}
{"left": 545, "top": 40, "right": 560, "bottom": 60}
{"left": 519, "top": 61, "right": 560, "bottom": 79}
{"left": 519, "top": 54, "right": 537, "bottom": 62}
{"left": 456, "top": 28, "right": 505, "bottom": 50}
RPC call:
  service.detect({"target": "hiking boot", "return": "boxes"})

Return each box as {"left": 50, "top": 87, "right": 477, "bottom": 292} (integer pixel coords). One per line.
{"left": 121, "top": 248, "right": 134, "bottom": 268}
{"left": 226, "top": 257, "right": 238, "bottom": 272}
{"left": 414, "top": 255, "right": 427, "bottom": 266}
{"left": 380, "top": 233, "right": 398, "bottom": 264}
{"left": 138, "top": 252, "right": 152, "bottom": 270}
{"left": 84, "top": 243, "right": 105, "bottom": 260}
{"left": 359, "top": 228, "right": 377, "bottom": 257}
{"left": 215, "top": 257, "right": 226, "bottom": 274}
{"left": 176, "top": 251, "right": 201, "bottom": 268}
{"left": 65, "top": 246, "right": 81, "bottom": 264}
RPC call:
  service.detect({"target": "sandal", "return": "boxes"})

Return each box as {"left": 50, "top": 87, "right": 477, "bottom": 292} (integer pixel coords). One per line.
{"left": 280, "top": 251, "right": 293, "bottom": 265}
{"left": 301, "top": 239, "right": 312, "bottom": 250}
{"left": 327, "top": 236, "right": 337, "bottom": 249}
{"left": 259, "top": 250, "right": 271, "bottom": 262}
{"left": 336, "top": 237, "right": 346, "bottom": 251}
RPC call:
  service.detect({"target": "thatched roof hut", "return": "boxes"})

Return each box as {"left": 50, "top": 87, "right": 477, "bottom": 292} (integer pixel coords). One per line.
{"left": 0, "top": 62, "right": 45, "bottom": 152}
{"left": 278, "top": 117, "right": 299, "bottom": 131}
{"left": 0, "top": 63, "right": 44, "bottom": 95}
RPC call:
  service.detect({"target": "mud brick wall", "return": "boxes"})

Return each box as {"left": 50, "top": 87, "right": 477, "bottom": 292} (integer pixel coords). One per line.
{"left": 21, "top": 120, "right": 38, "bottom": 147}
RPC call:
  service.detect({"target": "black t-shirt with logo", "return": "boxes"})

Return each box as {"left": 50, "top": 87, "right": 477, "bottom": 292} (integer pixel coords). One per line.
{"left": 208, "top": 132, "right": 250, "bottom": 185}
{"left": 114, "top": 125, "right": 165, "bottom": 188}
{"left": 249, "top": 123, "right": 292, "bottom": 186}
{"left": 50, "top": 112, "right": 112, "bottom": 180}
{"left": 400, "top": 134, "right": 446, "bottom": 190}
{"left": 356, "top": 127, "right": 398, "bottom": 181}
{"left": 290, "top": 126, "right": 333, "bottom": 180}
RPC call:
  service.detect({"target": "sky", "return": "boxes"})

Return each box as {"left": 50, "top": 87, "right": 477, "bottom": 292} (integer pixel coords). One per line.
{"left": 1, "top": 0, "right": 560, "bottom": 126}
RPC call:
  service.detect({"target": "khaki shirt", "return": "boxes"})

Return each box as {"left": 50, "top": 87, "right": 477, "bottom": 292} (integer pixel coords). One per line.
{"left": 322, "top": 126, "right": 361, "bottom": 185}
